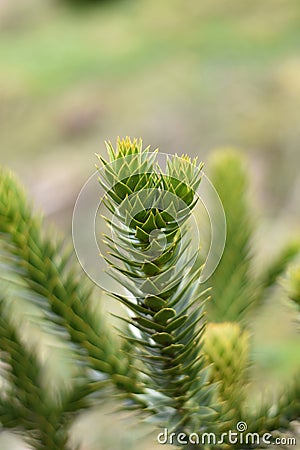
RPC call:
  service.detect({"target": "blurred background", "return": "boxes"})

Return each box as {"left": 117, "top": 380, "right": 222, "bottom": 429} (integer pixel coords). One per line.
{"left": 0, "top": 0, "right": 300, "bottom": 449}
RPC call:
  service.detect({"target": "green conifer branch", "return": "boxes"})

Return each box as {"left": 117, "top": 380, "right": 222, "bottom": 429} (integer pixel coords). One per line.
{"left": 204, "top": 322, "right": 250, "bottom": 427}
{"left": 0, "top": 167, "right": 142, "bottom": 402}
{"left": 0, "top": 295, "right": 70, "bottom": 449}
{"left": 204, "top": 150, "right": 300, "bottom": 325}
{"left": 98, "top": 138, "right": 218, "bottom": 435}
{"left": 260, "top": 241, "right": 300, "bottom": 290}
{"left": 203, "top": 149, "right": 256, "bottom": 324}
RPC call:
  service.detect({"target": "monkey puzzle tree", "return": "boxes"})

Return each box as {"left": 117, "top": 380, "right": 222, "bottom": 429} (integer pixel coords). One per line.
{"left": 0, "top": 138, "right": 299, "bottom": 450}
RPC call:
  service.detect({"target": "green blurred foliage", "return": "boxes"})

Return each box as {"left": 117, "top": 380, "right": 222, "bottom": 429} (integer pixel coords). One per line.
{"left": 60, "top": 0, "right": 119, "bottom": 9}
{"left": 0, "top": 0, "right": 299, "bottom": 229}
{"left": 0, "top": 1, "right": 300, "bottom": 449}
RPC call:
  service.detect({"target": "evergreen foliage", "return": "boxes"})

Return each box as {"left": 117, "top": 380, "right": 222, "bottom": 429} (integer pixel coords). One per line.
{"left": 0, "top": 139, "right": 299, "bottom": 449}
{"left": 203, "top": 149, "right": 300, "bottom": 326}
{"left": 204, "top": 322, "right": 250, "bottom": 426}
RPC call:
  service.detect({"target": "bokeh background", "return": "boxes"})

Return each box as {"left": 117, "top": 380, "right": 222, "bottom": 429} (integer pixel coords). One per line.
{"left": 0, "top": 0, "right": 300, "bottom": 449}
